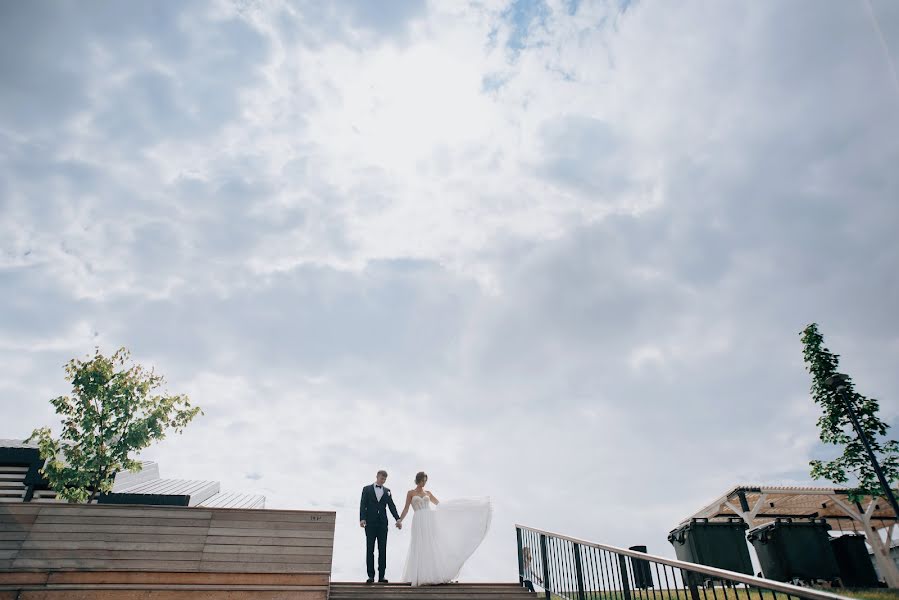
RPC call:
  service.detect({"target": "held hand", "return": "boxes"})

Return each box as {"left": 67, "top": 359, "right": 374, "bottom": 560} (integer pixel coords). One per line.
{"left": 396, "top": 520, "right": 403, "bottom": 529}
{"left": 360, "top": 520, "right": 367, "bottom": 528}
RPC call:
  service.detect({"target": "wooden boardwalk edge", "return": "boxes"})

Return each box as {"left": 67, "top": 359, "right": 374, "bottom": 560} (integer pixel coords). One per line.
{"left": 0, "top": 503, "right": 335, "bottom": 598}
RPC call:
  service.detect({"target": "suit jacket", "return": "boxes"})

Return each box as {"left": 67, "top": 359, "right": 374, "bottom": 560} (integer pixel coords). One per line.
{"left": 360, "top": 484, "right": 400, "bottom": 526}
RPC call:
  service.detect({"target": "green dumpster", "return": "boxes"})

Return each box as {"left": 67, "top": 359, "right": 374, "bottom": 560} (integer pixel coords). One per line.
{"left": 667, "top": 518, "right": 753, "bottom": 578}
{"left": 830, "top": 534, "right": 878, "bottom": 587}
{"left": 747, "top": 518, "right": 840, "bottom": 583}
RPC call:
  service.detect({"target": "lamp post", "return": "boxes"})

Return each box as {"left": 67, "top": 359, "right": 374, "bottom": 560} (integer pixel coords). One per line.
{"left": 825, "top": 374, "right": 899, "bottom": 520}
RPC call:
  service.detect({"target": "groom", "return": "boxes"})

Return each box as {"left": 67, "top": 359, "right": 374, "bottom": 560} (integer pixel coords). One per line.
{"left": 360, "top": 470, "right": 402, "bottom": 583}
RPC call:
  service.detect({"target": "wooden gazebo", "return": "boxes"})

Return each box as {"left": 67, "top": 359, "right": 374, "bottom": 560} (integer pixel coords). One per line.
{"left": 681, "top": 484, "right": 899, "bottom": 587}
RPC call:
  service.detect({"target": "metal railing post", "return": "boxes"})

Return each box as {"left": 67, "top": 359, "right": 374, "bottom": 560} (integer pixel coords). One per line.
{"left": 688, "top": 579, "right": 702, "bottom": 600}
{"left": 516, "top": 524, "right": 853, "bottom": 600}
{"left": 540, "top": 533, "right": 551, "bottom": 600}
{"left": 517, "top": 527, "right": 524, "bottom": 587}
{"left": 573, "top": 543, "right": 587, "bottom": 600}
{"left": 618, "top": 555, "right": 632, "bottom": 600}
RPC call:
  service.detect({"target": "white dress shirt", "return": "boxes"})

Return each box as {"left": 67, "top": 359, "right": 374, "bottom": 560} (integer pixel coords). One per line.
{"left": 374, "top": 484, "right": 384, "bottom": 501}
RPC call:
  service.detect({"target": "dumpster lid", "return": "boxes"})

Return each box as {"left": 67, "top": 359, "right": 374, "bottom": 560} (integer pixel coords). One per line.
{"left": 746, "top": 516, "right": 830, "bottom": 534}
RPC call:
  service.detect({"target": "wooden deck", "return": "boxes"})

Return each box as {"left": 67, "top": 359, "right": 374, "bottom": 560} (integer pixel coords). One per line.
{"left": 330, "top": 582, "right": 536, "bottom": 600}
{"left": 0, "top": 502, "right": 334, "bottom": 599}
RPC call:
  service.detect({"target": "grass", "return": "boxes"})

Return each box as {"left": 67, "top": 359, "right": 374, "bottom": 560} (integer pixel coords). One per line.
{"left": 547, "top": 590, "right": 779, "bottom": 600}
{"left": 542, "top": 587, "right": 899, "bottom": 600}
{"left": 836, "top": 590, "right": 899, "bottom": 600}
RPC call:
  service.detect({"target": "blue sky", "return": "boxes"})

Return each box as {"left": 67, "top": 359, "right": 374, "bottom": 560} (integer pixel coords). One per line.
{"left": 2, "top": 0, "right": 898, "bottom": 582}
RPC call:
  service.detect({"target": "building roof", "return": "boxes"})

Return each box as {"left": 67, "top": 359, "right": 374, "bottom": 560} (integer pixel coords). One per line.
{"left": 0, "top": 439, "right": 39, "bottom": 449}
{"left": 198, "top": 490, "right": 266, "bottom": 509}
{"left": 0, "top": 439, "right": 264, "bottom": 508}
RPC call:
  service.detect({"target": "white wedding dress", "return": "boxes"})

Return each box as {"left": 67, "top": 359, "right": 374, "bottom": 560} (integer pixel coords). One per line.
{"left": 401, "top": 494, "right": 492, "bottom": 586}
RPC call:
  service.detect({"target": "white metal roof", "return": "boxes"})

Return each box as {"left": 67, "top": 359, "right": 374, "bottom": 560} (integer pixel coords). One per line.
{"left": 1, "top": 439, "right": 264, "bottom": 508}
{"left": 197, "top": 490, "right": 266, "bottom": 509}
{"left": 0, "top": 439, "right": 39, "bottom": 449}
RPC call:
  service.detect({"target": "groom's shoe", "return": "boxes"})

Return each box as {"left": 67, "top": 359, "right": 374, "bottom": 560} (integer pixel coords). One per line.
{"left": 366, "top": 578, "right": 374, "bottom": 584}
{"left": 378, "top": 579, "right": 389, "bottom": 583}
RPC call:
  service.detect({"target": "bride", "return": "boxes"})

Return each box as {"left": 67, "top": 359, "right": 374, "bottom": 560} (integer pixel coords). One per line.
{"left": 397, "top": 471, "right": 492, "bottom": 586}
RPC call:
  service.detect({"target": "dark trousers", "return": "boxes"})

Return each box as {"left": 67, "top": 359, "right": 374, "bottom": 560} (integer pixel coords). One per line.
{"left": 365, "top": 522, "right": 388, "bottom": 579}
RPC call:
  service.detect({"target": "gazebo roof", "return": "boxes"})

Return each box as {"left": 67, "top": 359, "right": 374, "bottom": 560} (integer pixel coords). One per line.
{"left": 683, "top": 484, "right": 898, "bottom": 531}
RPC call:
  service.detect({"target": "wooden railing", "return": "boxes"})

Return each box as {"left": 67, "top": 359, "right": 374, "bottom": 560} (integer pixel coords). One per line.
{"left": 0, "top": 502, "right": 335, "bottom": 598}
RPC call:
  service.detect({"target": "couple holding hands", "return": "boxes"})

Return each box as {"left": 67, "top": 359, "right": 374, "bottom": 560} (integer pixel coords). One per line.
{"left": 359, "top": 470, "right": 492, "bottom": 586}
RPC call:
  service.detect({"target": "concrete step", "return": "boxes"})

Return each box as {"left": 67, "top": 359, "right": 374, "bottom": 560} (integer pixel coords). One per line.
{"left": 330, "top": 582, "right": 536, "bottom": 600}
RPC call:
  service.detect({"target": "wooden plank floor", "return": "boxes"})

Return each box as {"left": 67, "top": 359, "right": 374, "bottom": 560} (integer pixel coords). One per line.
{"left": 329, "top": 582, "right": 537, "bottom": 600}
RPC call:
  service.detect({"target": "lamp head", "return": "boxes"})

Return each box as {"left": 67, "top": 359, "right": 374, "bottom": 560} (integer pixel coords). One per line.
{"left": 825, "top": 374, "right": 850, "bottom": 391}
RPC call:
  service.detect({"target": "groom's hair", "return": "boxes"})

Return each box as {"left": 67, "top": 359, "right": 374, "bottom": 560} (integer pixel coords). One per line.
{"left": 377, "top": 470, "right": 388, "bottom": 477}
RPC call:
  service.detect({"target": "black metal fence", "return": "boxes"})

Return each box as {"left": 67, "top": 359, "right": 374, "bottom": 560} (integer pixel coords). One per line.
{"left": 516, "top": 525, "right": 851, "bottom": 600}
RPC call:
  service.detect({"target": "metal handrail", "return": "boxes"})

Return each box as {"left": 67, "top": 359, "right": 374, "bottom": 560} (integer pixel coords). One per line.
{"left": 516, "top": 525, "right": 852, "bottom": 600}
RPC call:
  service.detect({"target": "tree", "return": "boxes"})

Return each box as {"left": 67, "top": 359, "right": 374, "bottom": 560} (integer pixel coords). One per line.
{"left": 28, "top": 347, "right": 202, "bottom": 503}
{"left": 801, "top": 323, "right": 899, "bottom": 587}
{"left": 800, "top": 323, "right": 899, "bottom": 501}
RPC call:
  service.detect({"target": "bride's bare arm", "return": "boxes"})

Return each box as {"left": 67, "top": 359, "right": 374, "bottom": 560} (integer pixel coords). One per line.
{"left": 399, "top": 490, "right": 413, "bottom": 520}
{"left": 427, "top": 491, "right": 439, "bottom": 505}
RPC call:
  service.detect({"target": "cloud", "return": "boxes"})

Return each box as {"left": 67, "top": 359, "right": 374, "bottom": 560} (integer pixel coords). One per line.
{"left": 2, "top": 0, "right": 898, "bottom": 583}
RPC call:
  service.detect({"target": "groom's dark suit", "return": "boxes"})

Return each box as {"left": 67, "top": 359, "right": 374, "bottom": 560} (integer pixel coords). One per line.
{"left": 360, "top": 484, "right": 401, "bottom": 581}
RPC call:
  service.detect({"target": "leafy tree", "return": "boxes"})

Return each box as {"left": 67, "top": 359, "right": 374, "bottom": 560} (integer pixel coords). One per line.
{"left": 28, "top": 347, "right": 202, "bottom": 503}
{"left": 801, "top": 323, "right": 899, "bottom": 502}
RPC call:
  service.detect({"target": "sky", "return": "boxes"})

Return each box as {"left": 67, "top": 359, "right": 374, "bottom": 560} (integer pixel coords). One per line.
{"left": 2, "top": 0, "right": 899, "bottom": 583}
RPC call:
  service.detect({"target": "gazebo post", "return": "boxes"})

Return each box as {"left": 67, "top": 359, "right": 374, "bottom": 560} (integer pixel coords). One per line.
{"left": 829, "top": 494, "right": 899, "bottom": 588}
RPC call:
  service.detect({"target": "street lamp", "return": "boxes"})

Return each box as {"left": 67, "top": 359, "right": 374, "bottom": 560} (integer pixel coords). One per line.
{"left": 825, "top": 374, "right": 899, "bottom": 520}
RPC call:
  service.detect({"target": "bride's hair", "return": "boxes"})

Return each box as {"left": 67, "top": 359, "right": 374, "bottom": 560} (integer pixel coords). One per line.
{"left": 415, "top": 471, "right": 428, "bottom": 485}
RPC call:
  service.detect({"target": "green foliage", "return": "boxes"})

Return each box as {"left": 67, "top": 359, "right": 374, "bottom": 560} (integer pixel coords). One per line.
{"left": 28, "top": 347, "right": 202, "bottom": 503}
{"left": 801, "top": 323, "right": 899, "bottom": 502}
